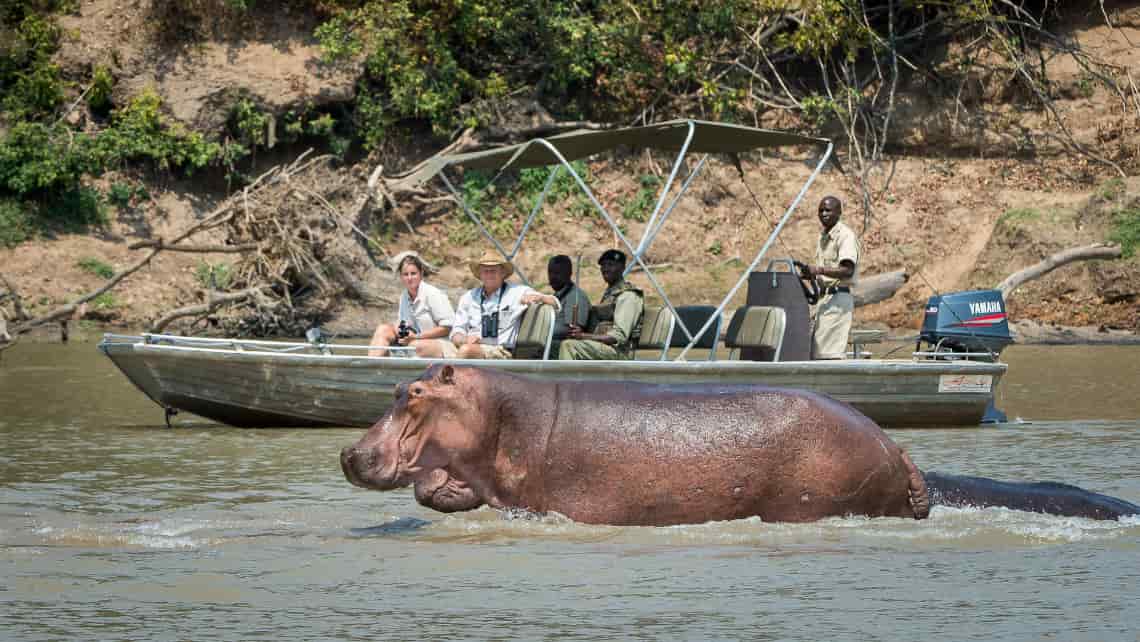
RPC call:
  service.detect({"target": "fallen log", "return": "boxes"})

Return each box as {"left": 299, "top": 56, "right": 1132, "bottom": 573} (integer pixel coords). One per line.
{"left": 151, "top": 286, "right": 274, "bottom": 333}
{"left": 853, "top": 269, "right": 908, "bottom": 307}
{"left": 997, "top": 243, "right": 1122, "bottom": 298}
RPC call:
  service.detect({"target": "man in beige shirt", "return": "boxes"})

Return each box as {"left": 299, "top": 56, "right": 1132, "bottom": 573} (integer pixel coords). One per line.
{"left": 799, "top": 196, "right": 860, "bottom": 359}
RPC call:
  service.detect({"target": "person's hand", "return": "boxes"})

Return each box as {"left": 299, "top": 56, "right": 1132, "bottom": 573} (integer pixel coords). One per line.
{"left": 397, "top": 333, "right": 416, "bottom": 346}
{"left": 464, "top": 334, "right": 481, "bottom": 345}
{"left": 521, "top": 293, "right": 546, "bottom": 305}
{"left": 567, "top": 324, "right": 584, "bottom": 340}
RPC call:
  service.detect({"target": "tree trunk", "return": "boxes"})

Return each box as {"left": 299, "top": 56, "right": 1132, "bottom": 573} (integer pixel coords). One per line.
{"left": 997, "top": 244, "right": 1122, "bottom": 298}
{"left": 853, "top": 270, "right": 908, "bottom": 307}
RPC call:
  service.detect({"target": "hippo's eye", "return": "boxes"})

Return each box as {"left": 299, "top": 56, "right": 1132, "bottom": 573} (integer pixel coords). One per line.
{"left": 410, "top": 384, "right": 424, "bottom": 398}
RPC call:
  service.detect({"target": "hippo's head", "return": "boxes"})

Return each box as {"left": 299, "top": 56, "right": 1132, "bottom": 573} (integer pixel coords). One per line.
{"left": 340, "top": 364, "right": 490, "bottom": 512}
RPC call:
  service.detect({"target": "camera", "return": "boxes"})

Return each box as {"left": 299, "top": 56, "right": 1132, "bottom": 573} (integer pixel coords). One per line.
{"left": 480, "top": 311, "right": 500, "bottom": 338}
{"left": 397, "top": 320, "right": 411, "bottom": 340}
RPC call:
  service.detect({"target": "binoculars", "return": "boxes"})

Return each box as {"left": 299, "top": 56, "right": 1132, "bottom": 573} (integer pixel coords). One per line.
{"left": 397, "top": 320, "right": 411, "bottom": 339}
{"left": 480, "top": 311, "right": 500, "bottom": 338}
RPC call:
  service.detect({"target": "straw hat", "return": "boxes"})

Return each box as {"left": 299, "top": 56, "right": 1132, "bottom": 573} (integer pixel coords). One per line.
{"left": 469, "top": 250, "right": 514, "bottom": 279}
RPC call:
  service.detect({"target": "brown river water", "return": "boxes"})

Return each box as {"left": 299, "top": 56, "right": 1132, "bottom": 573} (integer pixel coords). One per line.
{"left": 2, "top": 341, "right": 1138, "bottom": 641}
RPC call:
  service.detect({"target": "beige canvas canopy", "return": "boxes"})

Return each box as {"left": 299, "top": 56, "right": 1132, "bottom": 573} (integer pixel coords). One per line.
{"left": 392, "top": 119, "right": 831, "bottom": 190}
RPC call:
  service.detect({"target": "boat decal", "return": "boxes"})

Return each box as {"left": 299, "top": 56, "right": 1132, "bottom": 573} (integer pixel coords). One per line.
{"left": 938, "top": 374, "right": 993, "bottom": 393}
{"left": 948, "top": 312, "right": 1006, "bottom": 327}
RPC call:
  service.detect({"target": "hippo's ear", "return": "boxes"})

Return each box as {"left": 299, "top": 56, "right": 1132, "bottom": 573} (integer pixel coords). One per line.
{"left": 436, "top": 364, "right": 456, "bottom": 386}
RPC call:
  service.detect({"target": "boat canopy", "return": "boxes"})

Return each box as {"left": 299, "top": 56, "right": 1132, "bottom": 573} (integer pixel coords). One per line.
{"left": 395, "top": 118, "right": 834, "bottom": 360}
{"left": 392, "top": 119, "right": 830, "bottom": 189}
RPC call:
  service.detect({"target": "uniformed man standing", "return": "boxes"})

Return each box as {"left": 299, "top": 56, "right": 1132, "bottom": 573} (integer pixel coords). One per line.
{"left": 559, "top": 249, "right": 644, "bottom": 360}
{"left": 799, "top": 196, "right": 860, "bottom": 359}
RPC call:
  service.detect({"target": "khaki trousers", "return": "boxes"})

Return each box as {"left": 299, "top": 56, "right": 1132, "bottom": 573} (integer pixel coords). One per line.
{"left": 558, "top": 339, "right": 621, "bottom": 360}
{"left": 812, "top": 291, "right": 854, "bottom": 359}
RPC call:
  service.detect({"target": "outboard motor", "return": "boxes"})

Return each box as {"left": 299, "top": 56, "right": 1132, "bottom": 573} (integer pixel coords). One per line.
{"left": 917, "top": 289, "right": 1013, "bottom": 360}
{"left": 917, "top": 289, "right": 1013, "bottom": 424}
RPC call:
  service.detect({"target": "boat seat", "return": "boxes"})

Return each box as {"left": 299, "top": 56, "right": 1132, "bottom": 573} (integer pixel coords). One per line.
{"left": 848, "top": 328, "right": 886, "bottom": 359}
{"left": 669, "top": 305, "right": 723, "bottom": 360}
{"left": 635, "top": 306, "right": 675, "bottom": 361}
{"left": 723, "top": 305, "right": 786, "bottom": 361}
{"left": 512, "top": 303, "right": 557, "bottom": 360}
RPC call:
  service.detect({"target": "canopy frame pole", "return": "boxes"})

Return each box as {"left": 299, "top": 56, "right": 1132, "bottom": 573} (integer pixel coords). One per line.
{"left": 438, "top": 172, "right": 532, "bottom": 286}
{"left": 509, "top": 165, "right": 561, "bottom": 260}
{"left": 676, "top": 142, "right": 834, "bottom": 361}
{"left": 624, "top": 154, "right": 710, "bottom": 344}
{"left": 633, "top": 121, "right": 696, "bottom": 261}
{"left": 641, "top": 154, "right": 708, "bottom": 261}
{"left": 526, "top": 139, "right": 689, "bottom": 335}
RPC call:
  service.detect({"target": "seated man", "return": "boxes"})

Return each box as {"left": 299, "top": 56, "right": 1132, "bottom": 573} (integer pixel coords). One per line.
{"left": 451, "top": 250, "right": 561, "bottom": 359}
{"left": 559, "top": 249, "right": 644, "bottom": 360}
{"left": 546, "top": 254, "right": 591, "bottom": 357}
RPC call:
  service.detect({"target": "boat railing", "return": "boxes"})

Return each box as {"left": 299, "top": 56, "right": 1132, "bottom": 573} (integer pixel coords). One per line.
{"left": 100, "top": 333, "right": 417, "bottom": 357}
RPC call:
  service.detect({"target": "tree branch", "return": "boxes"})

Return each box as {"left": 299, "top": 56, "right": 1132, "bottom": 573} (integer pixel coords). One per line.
{"left": 997, "top": 243, "right": 1123, "bottom": 298}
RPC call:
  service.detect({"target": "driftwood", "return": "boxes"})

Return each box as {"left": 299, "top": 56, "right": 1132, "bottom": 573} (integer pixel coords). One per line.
{"left": 151, "top": 286, "right": 274, "bottom": 333}
{"left": 2, "top": 149, "right": 398, "bottom": 342}
{"left": 997, "top": 243, "right": 1122, "bottom": 298}
{"left": 853, "top": 270, "right": 909, "bottom": 307}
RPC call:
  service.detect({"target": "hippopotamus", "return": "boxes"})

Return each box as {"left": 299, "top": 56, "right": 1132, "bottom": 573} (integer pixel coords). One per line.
{"left": 340, "top": 365, "right": 1139, "bottom": 526}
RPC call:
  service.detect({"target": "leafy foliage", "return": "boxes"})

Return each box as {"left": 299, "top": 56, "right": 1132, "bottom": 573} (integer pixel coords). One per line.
{"left": 1110, "top": 206, "right": 1140, "bottom": 259}
{"left": 195, "top": 261, "right": 233, "bottom": 289}
{"left": 0, "top": 198, "right": 33, "bottom": 247}
{"left": 622, "top": 174, "right": 661, "bottom": 222}
{"left": 87, "top": 65, "right": 114, "bottom": 114}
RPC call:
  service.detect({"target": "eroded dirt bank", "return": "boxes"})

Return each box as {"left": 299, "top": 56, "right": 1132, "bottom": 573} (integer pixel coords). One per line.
{"left": 1, "top": 1, "right": 1137, "bottom": 342}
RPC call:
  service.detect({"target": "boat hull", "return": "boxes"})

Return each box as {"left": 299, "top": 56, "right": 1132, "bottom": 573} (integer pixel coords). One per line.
{"left": 100, "top": 337, "right": 1006, "bottom": 428}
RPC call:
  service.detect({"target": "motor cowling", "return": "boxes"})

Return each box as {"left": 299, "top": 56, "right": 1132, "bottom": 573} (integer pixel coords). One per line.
{"left": 918, "top": 289, "right": 1013, "bottom": 360}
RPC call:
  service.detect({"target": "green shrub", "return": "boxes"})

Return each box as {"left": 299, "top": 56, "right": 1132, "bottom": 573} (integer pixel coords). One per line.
{"left": 1110, "top": 207, "right": 1140, "bottom": 259}
{"left": 230, "top": 97, "right": 269, "bottom": 149}
{"left": 195, "top": 261, "right": 232, "bottom": 289}
{"left": 622, "top": 174, "right": 661, "bottom": 222}
{"left": 107, "top": 182, "right": 134, "bottom": 208}
{"left": 95, "top": 88, "right": 223, "bottom": 172}
{"left": 91, "top": 292, "right": 117, "bottom": 309}
{"left": 998, "top": 207, "right": 1041, "bottom": 226}
{"left": 39, "top": 186, "right": 108, "bottom": 230}
{"left": 0, "top": 198, "right": 33, "bottom": 247}
{"left": 87, "top": 65, "right": 114, "bottom": 113}
{"left": 0, "top": 121, "right": 92, "bottom": 195}
{"left": 77, "top": 256, "right": 114, "bottom": 278}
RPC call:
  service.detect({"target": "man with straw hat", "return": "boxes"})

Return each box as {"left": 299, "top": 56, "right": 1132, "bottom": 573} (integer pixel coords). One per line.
{"left": 450, "top": 250, "right": 561, "bottom": 359}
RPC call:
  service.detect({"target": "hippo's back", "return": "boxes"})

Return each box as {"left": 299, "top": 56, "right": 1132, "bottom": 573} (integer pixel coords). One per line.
{"left": 536, "top": 380, "right": 914, "bottom": 525}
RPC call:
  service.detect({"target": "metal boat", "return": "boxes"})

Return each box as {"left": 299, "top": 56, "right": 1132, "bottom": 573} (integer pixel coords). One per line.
{"left": 100, "top": 120, "right": 1010, "bottom": 428}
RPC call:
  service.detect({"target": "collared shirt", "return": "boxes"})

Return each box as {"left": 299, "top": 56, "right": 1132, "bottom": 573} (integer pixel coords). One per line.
{"left": 552, "top": 282, "right": 591, "bottom": 340}
{"left": 397, "top": 281, "right": 455, "bottom": 333}
{"left": 450, "top": 282, "right": 561, "bottom": 349}
{"left": 815, "top": 220, "right": 861, "bottom": 288}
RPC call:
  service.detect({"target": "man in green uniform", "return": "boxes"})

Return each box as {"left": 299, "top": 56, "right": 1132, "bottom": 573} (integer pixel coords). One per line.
{"left": 798, "top": 195, "right": 860, "bottom": 359}
{"left": 559, "top": 249, "right": 644, "bottom": 360}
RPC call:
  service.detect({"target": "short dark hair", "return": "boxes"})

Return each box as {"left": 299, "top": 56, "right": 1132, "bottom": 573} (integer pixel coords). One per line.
{"left": 397, "top": 254, "right": 427, "bottom": 275}
{"left": 549, "top": 255, "right": 572, "bottom": 269}
{"left": 598, "top": 249, "right": 626, "bottom": 265}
